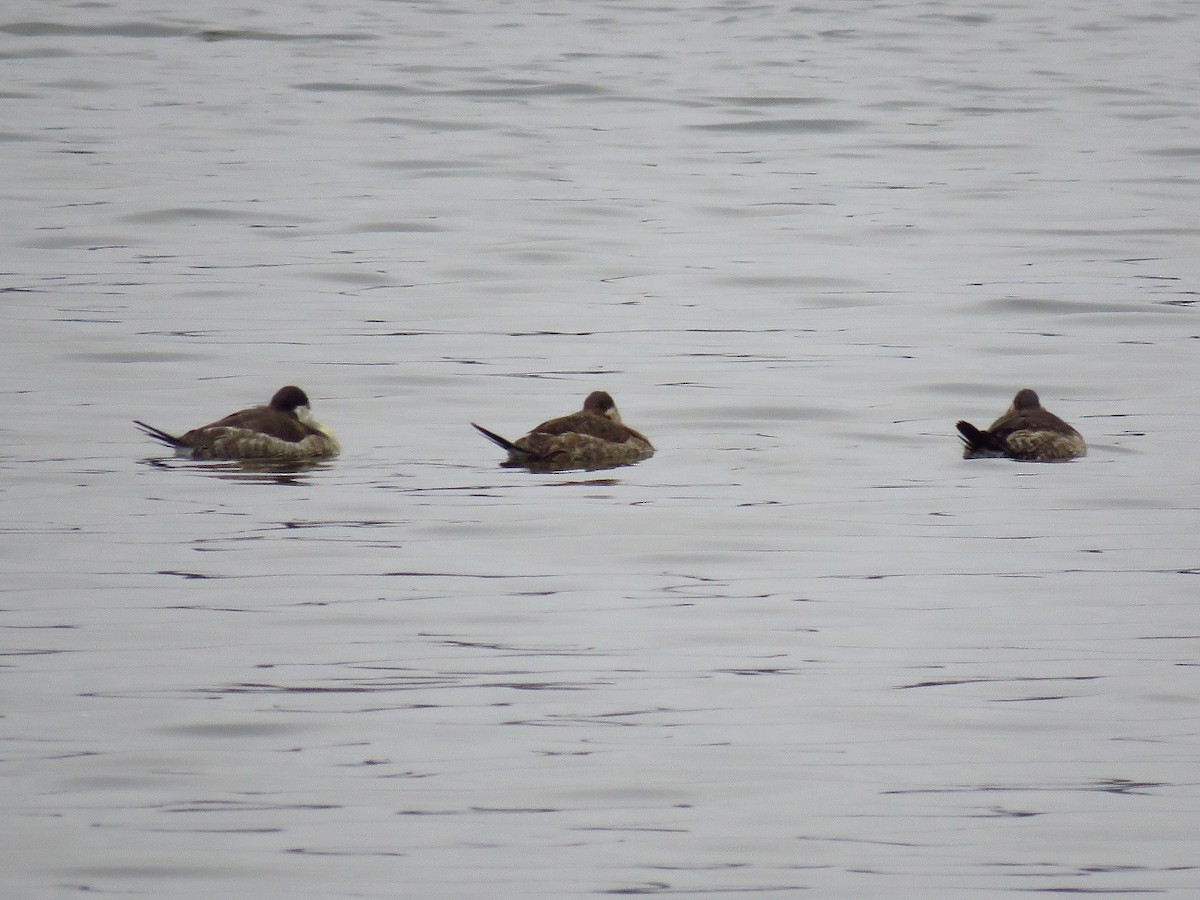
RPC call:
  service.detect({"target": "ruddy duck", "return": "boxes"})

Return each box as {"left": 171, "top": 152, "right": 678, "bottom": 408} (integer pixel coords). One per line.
{"left": 956, "top": 389, "right": 1086, "bottom": 461}
{"left": 135, "top": 385, "right": 339, "bottom": 461}
{"left": 472, "top": 390, "right": 654, "bottom": 472}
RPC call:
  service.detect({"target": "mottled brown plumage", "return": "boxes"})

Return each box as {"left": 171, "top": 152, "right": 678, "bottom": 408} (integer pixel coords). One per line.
{"left": 135, "top": 385, "right": 340, "bottom": 461}
{"left": 473, "top": 390, "right": 654, "bottom": 472}
{"left": 956, "top": 389, "right": 1085, "bottom": 461}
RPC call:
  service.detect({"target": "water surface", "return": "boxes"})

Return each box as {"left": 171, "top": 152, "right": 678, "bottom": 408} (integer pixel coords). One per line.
{"left": 3, "top": 1, "right": 1199, "bottom": 897}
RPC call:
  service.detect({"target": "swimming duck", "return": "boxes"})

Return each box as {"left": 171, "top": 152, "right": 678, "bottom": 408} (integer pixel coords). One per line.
{"left": 135, "top": 385, "right": 339, "bottom": 461}
{"left": 472, "top": 390, "right": 654, "bottom": 472}
{"left": 956, "top": 389, "right": 1085, "bottom": 461}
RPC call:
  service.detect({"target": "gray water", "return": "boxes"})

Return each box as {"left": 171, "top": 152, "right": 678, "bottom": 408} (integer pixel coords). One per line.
{"left": 3, "top": 1, "right": 1199, "bottom": 897}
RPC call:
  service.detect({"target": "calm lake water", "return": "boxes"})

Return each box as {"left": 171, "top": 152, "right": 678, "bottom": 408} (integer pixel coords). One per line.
{"left": 3, "top": 1, "right": 1199, "bottom": 897}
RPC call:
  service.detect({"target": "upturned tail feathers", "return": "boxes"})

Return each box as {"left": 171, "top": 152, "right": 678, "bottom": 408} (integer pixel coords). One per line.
{"left": 471, "top": 423, "right": 525, "bottom": 456}
{"left": 134, "top": 420, "right": 185, "bottom": 449}
{"left": 955, "top": 420, "right": 1007, "bottom": 456}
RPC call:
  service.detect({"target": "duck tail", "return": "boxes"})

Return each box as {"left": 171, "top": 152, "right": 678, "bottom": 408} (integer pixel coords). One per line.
{"left": 470, "top": 422, "right": 542, "bottom": 465}
{"left": 955, "top": 420, "right": 1008, "bottom": 458}
{"left": 470, "top": 422, "right": 518, "bottom": 451}
{"left": 134, "top": 420, "right": 186, "bottom": 449}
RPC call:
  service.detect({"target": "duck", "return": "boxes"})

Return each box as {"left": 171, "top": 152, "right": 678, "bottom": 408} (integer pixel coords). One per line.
{"left": 472, "top": 390, "right": 654, "bottom": 472}
{"left": 956, "top": 389, "right": 1085, "bottom": 461}
{"left": 135, "top": 385, "right": 339, "bottom": 461}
